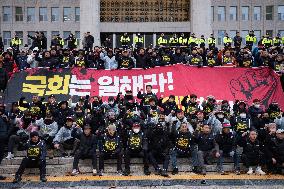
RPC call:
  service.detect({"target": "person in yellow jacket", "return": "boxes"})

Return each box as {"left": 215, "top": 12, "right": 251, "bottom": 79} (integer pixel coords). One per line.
{"left": 169, "top": 33, "right": 179, "bottom": 47}
{"left": 10, "top": 34, "right": 22, "bottom": 53}
{"left": 157, "top": 33, "right": 168, "bottom": 47}
{"left": 273, "top": 33, "right": 281, "bottom": 47}
{"left": 120, "top": 33, "right": 130, "bottom": 49}
{"left": 207, "top": 33, "right": 216, "bottom": 50}
{"left": 178, "top": 33, "right": 187, "bottom": 46}
{"left": 245, "top": 30, "right": 257, "bottom": 51}
{"left": 223, "top": 33, "right": 232, "bottom": 48}
{"left": 134, "top": 33, "right": 144, "bottom": 49}
{"left": 262, "top": 33, "right": 273, "bottom": 49}
{"left": 188, "top": 33, "right": 198, "bottom": 49}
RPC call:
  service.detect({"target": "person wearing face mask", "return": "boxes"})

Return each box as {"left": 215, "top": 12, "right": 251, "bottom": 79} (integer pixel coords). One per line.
{"left": 265, "top": 129, "right": 284, "bottom": 174}
{"left": 123, "top": 123, "right": 150, "bottom": 176}
{"left": 239, "top": 130, "right": 266, "bottom": 175}
{"left": 170, "top": 122, "right": 196, "bottom": 175}
{"left": 98, "top": 124, "right": 123, "bottom": 176}
{"left": 71, "top": 124, "right": 98, "bottom": 176}
{"left": 248, "top": 99, "right": 264, "bottom": 128}
{"left": 232, "top": 111, "right": 251, "bottom": 143}
{"left": 147, "top": 122, "right": 171, "bottom": 177}
{"left": 207, "top": 110, "right": 228, "bottom": 135}
{"left": 215, "top": 123, "right": 240, "bottom": 175}
{"left": 35, "top": 112, "right": 58, "bottom": 159}
{"left": 53, "top": 117, "right": 81, "bottom": 157}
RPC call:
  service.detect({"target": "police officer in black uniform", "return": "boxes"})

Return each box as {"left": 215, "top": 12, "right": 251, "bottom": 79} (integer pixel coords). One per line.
{"left": 13, "top": 131, "right": 47, "bottom": 183}
{"left": 123, "top": 123, "right": 150, "bottom": 176}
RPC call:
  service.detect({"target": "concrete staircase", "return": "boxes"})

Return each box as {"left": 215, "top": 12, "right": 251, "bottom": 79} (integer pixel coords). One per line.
{"left": 0, "top": 151, "right": 243, "bottom": 176}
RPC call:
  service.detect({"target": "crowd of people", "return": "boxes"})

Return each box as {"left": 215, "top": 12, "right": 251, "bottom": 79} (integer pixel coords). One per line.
{"left": 0, "top": 86, "right": 283, "bottom": 183}
{"left": 0, "top": 31, "right": 283, "bottom": 84}
{"left": 0, "top": 30, "right": 283, "bottom": 183}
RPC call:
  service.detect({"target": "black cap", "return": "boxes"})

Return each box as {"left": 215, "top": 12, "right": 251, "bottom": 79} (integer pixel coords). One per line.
{"left": 190, "top": 94, "right": 197, "bottom": 98}
{"left": 48, "top": 94, "right": 55, "bottom": 98}
{"left": 84, "top": 124, "right": 92, "bottom": 130}
{"left": 30, "top": 131, "right": 39, "bottom": 138}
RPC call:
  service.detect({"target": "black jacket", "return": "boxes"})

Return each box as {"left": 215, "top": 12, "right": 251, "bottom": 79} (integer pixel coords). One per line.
{"left": 239, "top": 137, "right": 263, "bottom": 158}
{"left": 72, "top": 130, "right": 97, "bottom": 155}
{"left": 0, "top": 115, "right": 9, "bottom": 138}
{"left": 0, "top": 68, "right": 8, "bottom": 90}
{"left": 147, "top": 127, "right": 170, "bottom": 153}
{"left": 194, "top": 132, "right": 217, "bottom": 152}
{"left": 215, "top": 132, "right": 237, "bottom": 153}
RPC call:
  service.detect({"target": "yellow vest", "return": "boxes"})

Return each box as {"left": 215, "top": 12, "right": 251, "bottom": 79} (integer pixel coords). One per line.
{"left": 134, "top": 36, "right": 143, "bottom": 43}
{"left": 11, "top": 38, "right": 22, "bottom": 46}
{"left": 157, "top": 37, "right": 167, "bottom": 45}
{"left": 207, "top": 37, "right": 216, "bottom": 45}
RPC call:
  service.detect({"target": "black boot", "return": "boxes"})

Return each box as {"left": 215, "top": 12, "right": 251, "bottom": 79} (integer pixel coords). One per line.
{"left": 13, "top": 175, "right": 22, "bottom": 183}
{"left": 192, "top": 166, "right": 200, "bottom": 174}
{"left": 123, "top": 169, "right": 130, "bottom": 176}
{"left": 161, "top": 169, "right": 169, "bottom": 177}
{"left": 154, "top": 168, "right": 161, "bottom": 175}
{"left": 40, "top": 176, "right": 47, "bottom": 182}
{"left": 172, "top": 167, "right": 179, "bottom": 175}
{"left": 144, "top": 167, "right": 151, "bottom": 175}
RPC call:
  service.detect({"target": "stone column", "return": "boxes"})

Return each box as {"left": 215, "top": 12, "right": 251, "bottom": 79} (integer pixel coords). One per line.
{"left": 80, "top": 0, "right": 100, "bottom": 46}
{"left": 190, "top": 0, "right": 212, "bottom": 37}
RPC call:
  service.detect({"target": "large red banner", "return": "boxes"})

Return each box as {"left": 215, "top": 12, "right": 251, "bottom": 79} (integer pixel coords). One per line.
{"left": 4, "top": 65, "right": 284, "bottom": 109}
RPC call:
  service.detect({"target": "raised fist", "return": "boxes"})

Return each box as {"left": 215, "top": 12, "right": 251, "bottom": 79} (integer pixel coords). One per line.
{"left": 230, "top": 68, "right": 277, "bottom": 107}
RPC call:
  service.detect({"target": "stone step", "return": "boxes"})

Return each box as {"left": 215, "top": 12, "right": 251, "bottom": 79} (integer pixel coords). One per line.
{"left": 0, "top": 164, "right": 243, "bottom": 176}
{"left": 2, "top": 156, "right": 237, "bottom": 166}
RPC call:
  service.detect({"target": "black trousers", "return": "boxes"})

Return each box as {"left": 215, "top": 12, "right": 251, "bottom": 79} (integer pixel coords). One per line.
{"left": 124, "top": 148, "right": 149, "bottom": 171}
{"left": 242, "top": 154, "right": 264, "bottom": 167}
{"left": 99, "top": 151, "right": 122, "bottom": 171}
{"left": 148, "top": 150, "right": 170, "bottom": 171}
{"left": 16, "top": 157, "right": 46, "bottom": 177}
{"left": 73, "top": 150, "right": 97, "bottom": 170}
{"left": 0, "top": 137, "right": 7, "bottom": 164}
